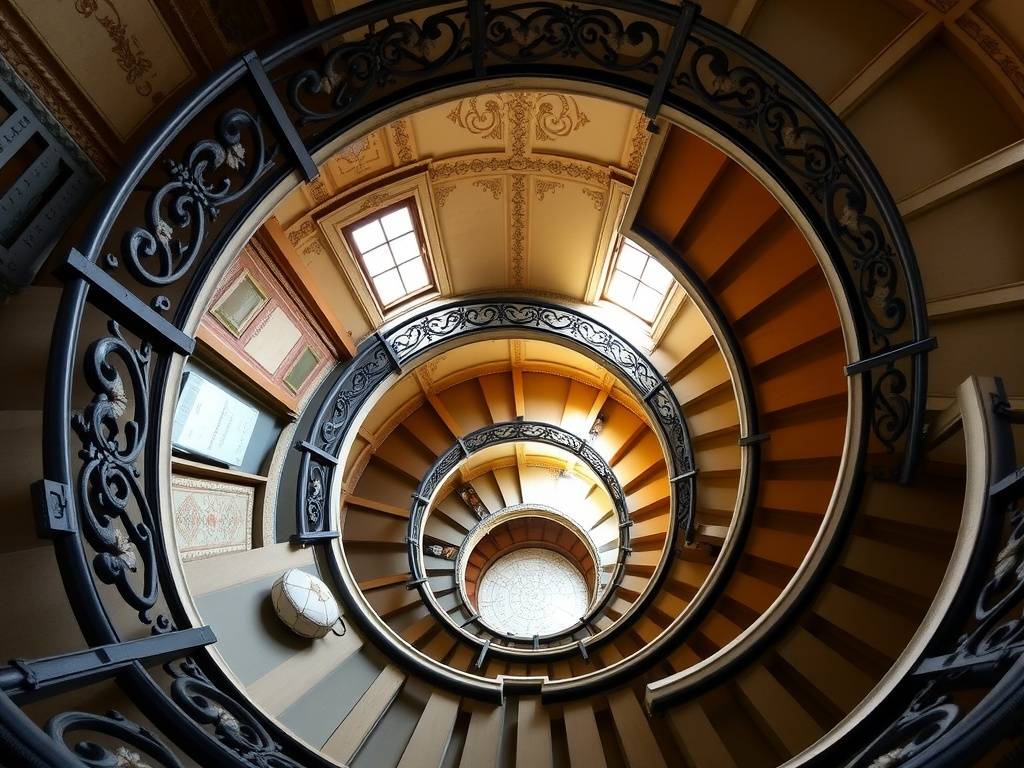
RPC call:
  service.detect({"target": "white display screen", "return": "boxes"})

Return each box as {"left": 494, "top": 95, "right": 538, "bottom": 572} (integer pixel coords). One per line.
{"left": 171, "top": 371, "right": 259, "bottom": 467}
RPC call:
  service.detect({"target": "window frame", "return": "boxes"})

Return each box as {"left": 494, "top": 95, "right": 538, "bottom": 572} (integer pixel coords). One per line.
{"left": 341, "top": 198, "right": 436, "bottom": 313}
{"left": 601, "top": 236, "right": 674, "bottom": 325}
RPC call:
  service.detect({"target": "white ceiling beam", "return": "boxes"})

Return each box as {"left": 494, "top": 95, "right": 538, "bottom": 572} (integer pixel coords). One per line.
{"left": 898, "top": 138, "right": 1024, "bottom": 217}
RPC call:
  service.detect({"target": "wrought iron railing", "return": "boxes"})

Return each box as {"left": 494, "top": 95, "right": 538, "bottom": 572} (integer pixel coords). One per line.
{"left": 779, "top": 377, "right": 1022, "bottom": 768}
{"left": 12, "top": 0, "right": 934, "bottom": 764}
{"left": 406, "top": 420, "right": 634, "bottom": 655}
{"left": 296, "top": 300, "right": 698, "bottom": 681}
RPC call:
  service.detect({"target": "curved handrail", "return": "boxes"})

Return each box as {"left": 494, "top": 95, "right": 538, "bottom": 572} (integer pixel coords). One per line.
{"left": 406, "top": 420, "right": 632, "bottom": 654}
{"left": 22, "top": 0, "right": 932, "bottom": 762}
{"left": 298, "top": 299, "right": 697, "bottom": 673}
{"left": 775, "top": 376, "right": 1019, "bottom": 768}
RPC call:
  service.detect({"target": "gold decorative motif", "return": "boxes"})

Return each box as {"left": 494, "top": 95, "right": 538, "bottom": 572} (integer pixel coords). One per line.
{"left": 73, "top": 0, "right": 159, "bottom": 102}
{"left": 307, "top": 179, "right": 330, "bottom": 204}
{"left": 429, "top": 156, "right": 610, "bottom": 186}
{"left": 582, "top": 188, "right": 605, "bottom": 211}
{"left": 287, "top": 219, "right": 316, "bottom": 245}
{"left": 510, "top": 174, "right": 528, "bottom": 287}
{"left": 300, "top": 240, "right": 324, "bottom": 258}
{"left": 507, "top": 92, "right": 533, "bottom": 161}
{"left": 337, "top": 135, "right": 371, "bottom": 164}
{"left": 447, "top": 95, "right": 505, "bottom": 139}
{"left": 356, "top": 190, "right": 392, "bottom": 214}
{"left": 535, "top": 179, "right": 563, "bottom": 200}
{"left": 956, "top": 14, "right": 1024, "bottom": 100}
{"left": 446, "top": 92, "right": 591, "bottom": 147}
{"left": 623, "top": 112, "right": 650, "bottom": 173}
{"left": 0, "top": 10, "right": 117, "bottom": 173}
{"left": 533, "top": 93, "right": 590, "bottom": 141}
{"left": 434, "top": 184, "right": 457, "bottom": 208}
{"left": 472, "top": 178, "right": 503, "bottom": 199}
{"left": 389, "top": 119, "right": 415, "bottom": 164}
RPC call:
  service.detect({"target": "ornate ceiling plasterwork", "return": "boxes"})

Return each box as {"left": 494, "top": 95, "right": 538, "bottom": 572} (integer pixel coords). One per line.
{"left": 281, "top": 89, "right": 648, "bottom": 306}
{"left": 956, "top": 12, "right": 1024, "bottom": 101}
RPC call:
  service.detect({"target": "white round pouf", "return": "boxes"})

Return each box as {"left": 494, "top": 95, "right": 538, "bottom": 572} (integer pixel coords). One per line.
{"left": 271, "top": 568, "right": 340, "bottom": 639}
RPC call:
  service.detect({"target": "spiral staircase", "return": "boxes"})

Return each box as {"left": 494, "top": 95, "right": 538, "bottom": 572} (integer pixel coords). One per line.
{"left": 0, "top": 1, "right": 1021, "bottom": 767}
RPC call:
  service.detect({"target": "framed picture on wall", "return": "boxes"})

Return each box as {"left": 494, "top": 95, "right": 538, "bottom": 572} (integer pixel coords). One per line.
{"left": 171, "top": 371, "right": 260, "bottom": 467}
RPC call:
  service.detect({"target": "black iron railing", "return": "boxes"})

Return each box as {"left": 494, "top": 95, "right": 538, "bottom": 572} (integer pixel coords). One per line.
{"left": 13, "top": 0, "right": 934, "bottom": 764}
{"left": 405, "top": 420, "right": 633, "bottom": 655}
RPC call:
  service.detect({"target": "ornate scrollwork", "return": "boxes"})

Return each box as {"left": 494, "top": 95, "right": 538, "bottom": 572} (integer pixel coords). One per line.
{"left": 298, "top": 300, "right": 692, "bottom": 540}
{"left": 856, "top": 500, "right": 1024, "bottom": 767}
{"left": 872, "top": 364, "right": 910, "bottom": 452}
{"left": 287, "top": 9, "right": 470, "bottom": 124}
{"left": 167, "top": 658, "right": 303, "bottom": 767}
{"left": 47, "top": 710, "right": 184, "bottom": 768}
{"left": 485, "top": 3, "right": 663, "bottom": 73}
{"left": 317, "top": 343, "right": 395, "bottom": 455}
{"left": 305, "top": 461, "right": 328, "bottom": 529}
{"left": 386, "top": 302, "right": 662, "bottom": 394}
{"left": 409, "top": 420, "right": 633, "bottom": 574}
{"left": 680, "top": 33, "right": 915, "bottom": 452}
{"left": 122, "top": 108, "right": 271, "bottom": 287}
{"left": 71, "top": 321, "right": 159, "bottom": 623}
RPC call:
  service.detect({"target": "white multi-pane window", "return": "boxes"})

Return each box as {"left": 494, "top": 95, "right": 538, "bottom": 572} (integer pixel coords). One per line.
{"left": 345, "top": 201, "right": 433, "bottom": 309}
{"left": 604, "top": 238, "right": 674, "bottom": 323}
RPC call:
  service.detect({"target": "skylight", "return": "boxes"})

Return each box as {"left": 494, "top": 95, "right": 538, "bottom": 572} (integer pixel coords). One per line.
{"left": 604, "top": 238, "right": 673, "bottom": 323}
{"left": 345, "top": 201, "right": 433, "bottom": 309}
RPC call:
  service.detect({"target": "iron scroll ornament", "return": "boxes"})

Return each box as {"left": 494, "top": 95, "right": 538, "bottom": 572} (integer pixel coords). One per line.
{"left": 405, "top": 420, "right": 633, "bottom": 652}
{"left": 277, "top": 0, "right": 929, "bottom": 475}
{"left": 295, "top": 298, "right": 696, "bottom": 544}
{"left": 32, "top": 0, "right": 931, "bottom": 762}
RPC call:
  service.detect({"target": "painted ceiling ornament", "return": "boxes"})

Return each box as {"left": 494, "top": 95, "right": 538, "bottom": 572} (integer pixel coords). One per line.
{"left": 447, "top": 95, "right": 505, "bottom": 139}
{"left": 533, "top": 93, "right": 590, "bottom": 141}
{"left": 271, "top": 568, "right": 342, "bottom": 639}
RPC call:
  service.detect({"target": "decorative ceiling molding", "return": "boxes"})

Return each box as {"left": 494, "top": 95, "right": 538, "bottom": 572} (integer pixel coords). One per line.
{"left": 955, "top": 12, "right": 1024, "bottom": 102}
{"left": 472, "top": 177, "right": 503, "bottom": 200}
{"left": 434, "top": 184, "right": 457, "bottom": 208}
{"left": 0, "top": 9, "right": 119, "bottom": 173}
{"left": 535, "top": 179, "right": 564, "bottom": 201}
{"left": 622, "top": 111, "right": 652, "bottom": 174}
{"left": 581, "top": 188, "right": 606, "bottom": 211}
{"left": 428, "top": 155, "right": 612, "bottom": 185}
{"left": 387, "top": 118, "right": 417, "bottom": 164}
{"left": 509, "top": 174, "right": 528, "bottom": 287}
{"left": 447, "top": 94, "right": 505, "bottom": 139}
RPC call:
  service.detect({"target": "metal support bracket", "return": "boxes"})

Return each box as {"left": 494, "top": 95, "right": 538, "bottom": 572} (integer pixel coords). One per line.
{"left": 844, "top": 337, "right": 937, "bottom": 375}
{"left": 474, "top": 639, "right": 491, "bottom": 669}
{"left": 31, "top": 479, "right": 74, "bottom": 538}
{"left": 289, "top": 530, "right": 340, "bottom": 546}
{"left": 0, "top": 626, "right": 216, "bottom": 703}
{"left": 577, "top": 640, "right": 590, "bottom": 661}
{"left": 738, "top": 433, "right": 770, "bottom": 446}
{"left": 295, "top": 440, "right": 339, "bottom": 466}
{"left": 670, "top": 468, "right": 697, "bottom": 483}
{"left": 468, "top": 0, "right": 487, "bottom": 77}
{"left": 644, "top": 1, "right": 699, "bottom": 132}
{"left": 644, "top": 381, "right": 668, "bottom": 404}
{"left": 375, "top": 331, "right": 403, "bottom": 372}
{"left": 61, "top": 249, "right": 195, "bottom": 356}
{"left": 242, "top": 51, "right": 318, "bottom": 183}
